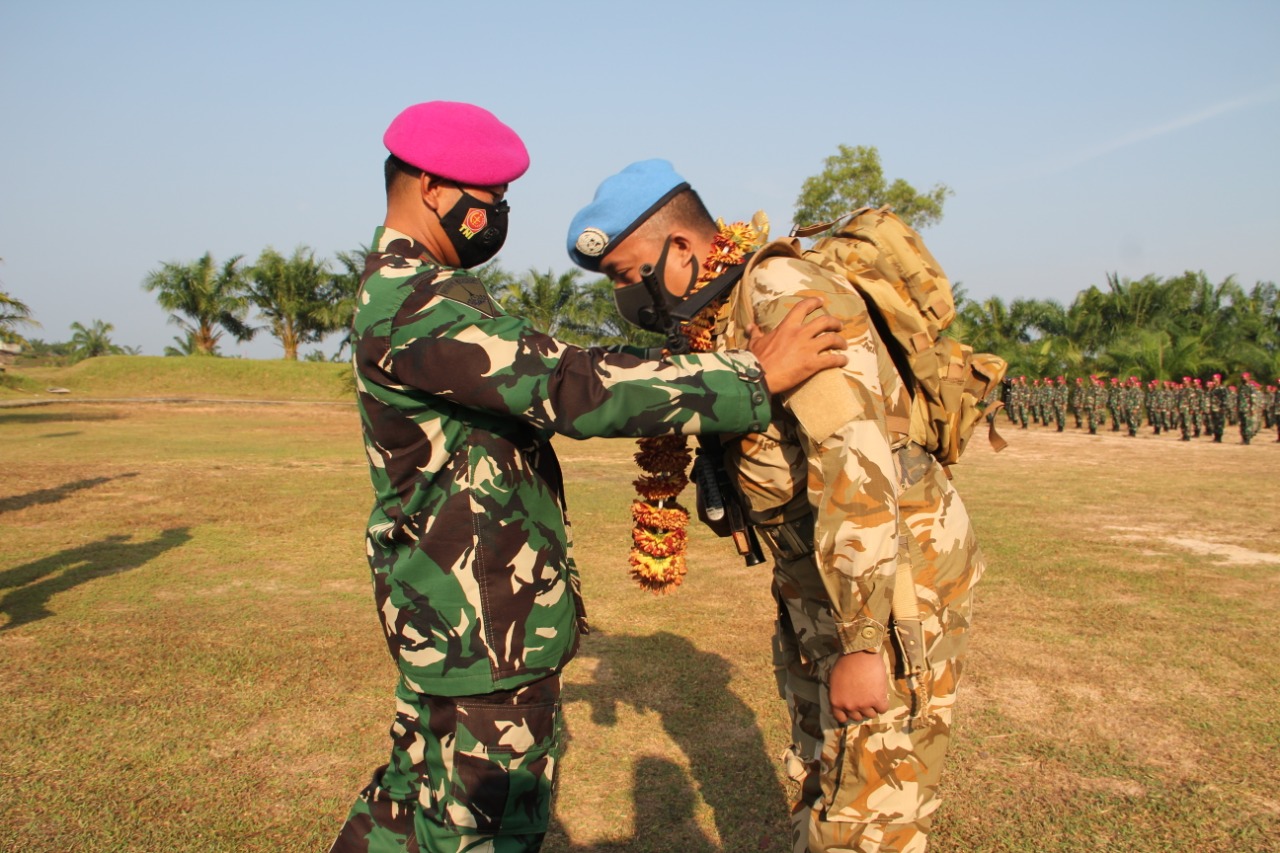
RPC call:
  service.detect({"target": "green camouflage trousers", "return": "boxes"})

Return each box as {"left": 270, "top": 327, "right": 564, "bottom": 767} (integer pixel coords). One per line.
{"left": 772, "top": 462, "right": 981, "bottom": 853}
{"left": 330, "top": 673, "right": 563, "bottom": 853}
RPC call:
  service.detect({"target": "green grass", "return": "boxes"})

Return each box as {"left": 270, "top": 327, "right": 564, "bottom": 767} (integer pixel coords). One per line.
{"left": 0, "top": 355, "right": 350, "bottom": 403}
{"left": 1, "top": 395, "right": 1278, "bottom": 852}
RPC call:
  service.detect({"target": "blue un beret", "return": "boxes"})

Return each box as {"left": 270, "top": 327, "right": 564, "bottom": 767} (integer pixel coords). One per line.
{"left": 566, "top": 159, "right": 690, "bottom": 272}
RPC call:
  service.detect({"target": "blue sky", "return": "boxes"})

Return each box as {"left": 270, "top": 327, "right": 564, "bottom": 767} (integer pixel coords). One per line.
{"left": 2, "top": 0, "right": 1278, "bottom": 359}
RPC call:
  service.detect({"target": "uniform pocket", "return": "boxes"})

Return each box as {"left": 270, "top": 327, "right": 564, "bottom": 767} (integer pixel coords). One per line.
{"left": 431, "top": 678, "right": 563, "bottom": 837}
{"left": 823, "top": 717, "right": 935, "bottom": 824}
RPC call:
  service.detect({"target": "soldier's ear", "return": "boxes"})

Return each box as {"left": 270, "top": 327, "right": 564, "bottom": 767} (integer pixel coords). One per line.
{"left": 419, "top": 173, "right": 447, "bottom": 212}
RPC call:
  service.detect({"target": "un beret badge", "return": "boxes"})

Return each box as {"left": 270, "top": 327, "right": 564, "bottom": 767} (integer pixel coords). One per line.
{"left": 575, "top": 227, "right": 608, "bottom": 258}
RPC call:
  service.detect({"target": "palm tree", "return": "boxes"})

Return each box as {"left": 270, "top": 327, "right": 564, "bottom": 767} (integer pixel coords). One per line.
{"left": 68, "top": 320, "right": 127, "bottom": 361}
{"left": 1, "top": 290, "right": 39, "bottom": 345}
{"left": 246, "top": 246, "right": 335, "bottom": 360}
{"left": 315, "top": 246, "right": 369, "bottom": 361}
{"left": 142, "top": 253, "right": 252, "bottom": 355}
{"left": 568, "top": 277, "right": 665, "bottom": 349}
{"left": 496, "top": 268, "right": 582, "bottom": 339}
{"left": 163, "top": 332, "right": 214, "bottom": 357}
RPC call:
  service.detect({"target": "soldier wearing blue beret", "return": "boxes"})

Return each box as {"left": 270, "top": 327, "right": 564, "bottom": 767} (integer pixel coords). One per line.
{"left": 568, "top": 160, "right": 986, "bottom": 853}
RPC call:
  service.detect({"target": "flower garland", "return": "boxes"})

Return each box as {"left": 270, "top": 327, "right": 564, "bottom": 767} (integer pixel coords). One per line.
{"left": 627, "top": 213, "right": 769, "bottom": 593}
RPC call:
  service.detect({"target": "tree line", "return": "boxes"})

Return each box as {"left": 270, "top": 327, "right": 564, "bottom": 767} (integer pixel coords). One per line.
{"left": 1, "top": 145, "right": 1276, "bottom": 379}
{"left": 953, "top": 272, "right": 1279, "bottom": 384}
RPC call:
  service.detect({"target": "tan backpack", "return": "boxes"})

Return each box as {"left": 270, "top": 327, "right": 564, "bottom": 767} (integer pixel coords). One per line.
{"left": 794, "top": 206, "right": 1008, "bottom": 467}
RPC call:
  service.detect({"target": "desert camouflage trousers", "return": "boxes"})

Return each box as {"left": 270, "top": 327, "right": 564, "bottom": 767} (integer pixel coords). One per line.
{"left": 773, "top": 463, "right": 982, "bottom": 853}
{"left": 330, "top": 673, "right": 563, "bottom": 853}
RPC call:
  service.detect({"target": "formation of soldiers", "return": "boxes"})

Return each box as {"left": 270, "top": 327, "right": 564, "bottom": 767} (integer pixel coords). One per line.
{"left": 1002, "top": 373, "right": 1280, "bottom": 445}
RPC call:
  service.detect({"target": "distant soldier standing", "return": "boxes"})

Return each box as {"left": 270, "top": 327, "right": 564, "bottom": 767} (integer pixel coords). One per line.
{"left": 1207, "top": 374, "right": 1228, "bottom": 442}
{"left": 1051, "top": 376, "right": 1068, "bottom": 431}
{"left": 1086, "top": 375, "right": 1107, "bottom": 435}
{"left": 1107, "top": 377, "right": 1122, "bottom": 431}
{"left": 1191, "top": 378, "right": 1207, "bottom": 438}
{"left": 1239, "top": 373, "right": 1263, "bottom": 445}
{"left": 1122, "top": 376, "right": 1143, "bottom": 436}
{"left": 1271, "top": 380, "right": 1280, "bottom": 441}
{"left": 1070, "top": 376, "right": 1085, "bottom": 429}
{"left": 1147, "top": 379, "right": 1163, "bottom": 434}
{"left": 1012, "top": 376, "right": 1030, "bottom": 428}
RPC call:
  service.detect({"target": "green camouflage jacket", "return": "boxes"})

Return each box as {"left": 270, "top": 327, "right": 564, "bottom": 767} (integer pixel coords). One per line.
{"left": 354, "top": 226, "right": 773, "bottom": 696}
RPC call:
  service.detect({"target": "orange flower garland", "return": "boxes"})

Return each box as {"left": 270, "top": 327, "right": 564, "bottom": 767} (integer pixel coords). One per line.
{"left": 626, "top": 214, "right": 769, "bottom": 593}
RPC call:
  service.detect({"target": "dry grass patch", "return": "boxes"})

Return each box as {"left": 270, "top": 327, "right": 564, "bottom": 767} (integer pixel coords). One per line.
{"left": 1, "top": 404, "right": 1277, "bottom": 851}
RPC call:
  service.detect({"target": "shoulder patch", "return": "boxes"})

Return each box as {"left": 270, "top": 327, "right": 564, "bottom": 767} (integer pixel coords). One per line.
{"left": 435, "top": 275, "right": 500, "bottom": 317}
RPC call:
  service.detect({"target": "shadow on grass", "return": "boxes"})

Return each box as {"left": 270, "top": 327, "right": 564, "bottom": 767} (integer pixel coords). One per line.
{"left": 0, "top": 409, "right": 122, "bottom": 424}
{"left": 0, "top": 472, "right": 139, "bottom": 515}
{"left": 0, "top": 527, "right": 192, "bottom": 632}
{"left": 556, "top": 630, "right": 788, "bottom": 852}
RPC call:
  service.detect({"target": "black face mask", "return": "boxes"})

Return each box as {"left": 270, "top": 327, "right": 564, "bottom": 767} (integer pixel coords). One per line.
{"left": 611, "top": 236, "right": 698, "bottom": 331}
{"left": 439, "top": 189, "right": 509, "bottom": 268}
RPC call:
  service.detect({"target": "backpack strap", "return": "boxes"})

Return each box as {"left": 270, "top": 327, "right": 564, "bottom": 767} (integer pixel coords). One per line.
{"left": 789, "top": 206, "right": 874, "bottom": 239}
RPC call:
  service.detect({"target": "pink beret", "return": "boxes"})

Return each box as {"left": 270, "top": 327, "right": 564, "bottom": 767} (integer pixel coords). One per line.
{"left": 383, "top": 101, "right": 529, "bottom": 186}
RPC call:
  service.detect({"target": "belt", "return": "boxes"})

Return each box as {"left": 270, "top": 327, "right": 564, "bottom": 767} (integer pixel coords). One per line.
{"left": 755, "top": 512, "right": 815, "bottom": 563}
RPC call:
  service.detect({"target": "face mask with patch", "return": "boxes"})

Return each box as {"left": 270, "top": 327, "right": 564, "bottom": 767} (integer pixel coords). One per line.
{"left": 439, "top": 188, "right": 509, "bottom": 268}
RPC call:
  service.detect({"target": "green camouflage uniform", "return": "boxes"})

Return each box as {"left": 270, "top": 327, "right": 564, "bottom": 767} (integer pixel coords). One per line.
{"left": 1106, "top": 380, "right": 1122, "bottom": 431}
{"left": 1050, "top": 379, "right": 1067, "bottom": 431}
{"left": 712, "top": 240, "right": 983, "bottom": 853}
{"left": 1121, "top": 378, "right": 1143, "bottom": 436}
{"left": 1264, "top": 384, "right": 1274, "bottom": 438}
{"left": 1160, "top": 382, "right": 1178, "bottom": 434}
{"left": 1011, "top": 378, "right": 1029, "bottom": 428}
{"left": 1070, "top": 379, "right": 1085, "bottom": 429}
{"left": 333, "top": 227, "right": 773, "bottom": 853}
{"left": 1086, "top": 379, "right": 1107, "bottom": 434}
{"left": 1187, "top": 379, "right": 1198, "bottom": 435}
{"left": 1207, "top": 380, "right": 1228, "bottom": 442}
{"left": 1176, "top": 382, "right": 1194, "bottom": 440}
{"left": 1238, "top": 380, "right": 1263, "bottom": 445}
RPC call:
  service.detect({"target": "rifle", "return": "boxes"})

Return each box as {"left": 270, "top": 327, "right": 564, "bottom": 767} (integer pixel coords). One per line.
{"left": 692, "top": 436, "right": 765, "bottom": 567}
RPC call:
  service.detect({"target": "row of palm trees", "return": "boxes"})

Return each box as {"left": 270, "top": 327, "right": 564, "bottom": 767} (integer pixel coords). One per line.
{"left": 4, "top": 248, "right": 1278, "bottom": 381}
{"left": 142, "top": 247, "right": 364, "bottom": 360}
{"left": 142, "top": 247, "right": 663, "bottom": 360}
{"left": 951, "top": 272, "right": 1280, "bottom": 383}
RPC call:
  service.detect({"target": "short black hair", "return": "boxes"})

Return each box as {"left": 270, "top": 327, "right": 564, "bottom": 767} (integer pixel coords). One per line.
{"left": 640, "top": 188, "right": 717, "bottom": 238}
{"left": 384, "top": 154, "right": 421, "bottom": 195}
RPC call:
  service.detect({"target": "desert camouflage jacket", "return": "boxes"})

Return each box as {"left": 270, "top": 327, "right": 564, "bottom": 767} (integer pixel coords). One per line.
{"left": 353, "top": 226, "right": 773, "bottom": 696}
{"left": 716, "top": 239, "right": 913, "bottom": 657}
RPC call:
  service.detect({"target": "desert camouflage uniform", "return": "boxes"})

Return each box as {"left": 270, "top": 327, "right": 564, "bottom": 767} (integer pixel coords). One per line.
{"left": 333, "top": 226, "right": 773, "bottom": 853}
{"left": 711, "top": 240, "right": 983, "bottom": 853}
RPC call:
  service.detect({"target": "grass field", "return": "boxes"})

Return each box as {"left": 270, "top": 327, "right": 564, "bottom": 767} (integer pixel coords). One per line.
{"left": 2, "top": 359, "right": 1278, "bottom": 852}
